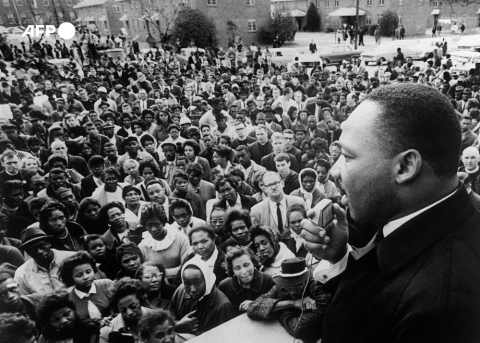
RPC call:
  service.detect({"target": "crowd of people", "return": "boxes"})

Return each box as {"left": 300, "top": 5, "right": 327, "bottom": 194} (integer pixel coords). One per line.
{"left": 0, "top": 30, "right": 479, "bottom": 343}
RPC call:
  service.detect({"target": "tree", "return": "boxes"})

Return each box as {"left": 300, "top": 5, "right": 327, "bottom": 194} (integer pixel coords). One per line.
{"left": 139, "top": 0, "right": 181, "bottom": 44}
{"left": 171, "top": 8, "right": 217, "bottom": 48}
{"left": 378, "top": 9, "right": 399, "bottom": 36}
{"left": 258, "top": 10, "right": 297, "bottom": 45}
{"left": 305, "top": 2, "right": 321, "bottom": 32}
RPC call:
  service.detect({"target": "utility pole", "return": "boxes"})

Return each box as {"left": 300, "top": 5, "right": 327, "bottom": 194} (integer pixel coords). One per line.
{"left": 354, "top": 0, "right": 359, "bottom": 49}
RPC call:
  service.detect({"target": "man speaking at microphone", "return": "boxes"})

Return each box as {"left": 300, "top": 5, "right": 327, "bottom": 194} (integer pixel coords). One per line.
{"left": 301, "top": 83, "right": 480, "bottom": 343}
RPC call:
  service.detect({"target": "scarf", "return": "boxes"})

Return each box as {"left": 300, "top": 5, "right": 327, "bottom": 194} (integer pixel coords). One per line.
{"left": 181, "top": 255, "right": 216, "bottom": 301}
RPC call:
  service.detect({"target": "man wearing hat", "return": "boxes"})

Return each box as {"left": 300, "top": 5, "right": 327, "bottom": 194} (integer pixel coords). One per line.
{"left": 14, "top": 227, "right": 76, "bottom": 295}
{"left": 118, "top": 136, "right": 158, "bottom": 174}
{"left": 1, "top": 80, "right": 20, "bottom": 105}
{"left": 199, "top": 98, "right": 231, "bottom": 130}
{"left": 94, "top": 86, "right": 117, "bottom": 114}
{"left": 247, "top": 257, "right": 328, "bottom": 343}
{"left": 1, "top": 123, "right": 27, "bottom": 151}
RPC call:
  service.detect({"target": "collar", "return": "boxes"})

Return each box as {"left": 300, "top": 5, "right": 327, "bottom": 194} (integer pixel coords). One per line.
{"left": 74, "top": 282, "right": 97, "bottom": 299}
{"left": 465, "top": 165, "right": 480, "bottom": 174}
{"left": 231, "top": 269, "right": 264, "bottom": 294}
{"left": 377, "top": 185, "right": 469, "bottom": 277}
{"left": 32, "top": 249, "right": 60, "bottom": 272}
{"left": 382, "top": 189, "right": 456, "bottom": 238}
{"left": 204, "top": 246, "right": 219, "bottom": 269}
{"left": 268, "top": 195, "right": 286, "bottom": 208}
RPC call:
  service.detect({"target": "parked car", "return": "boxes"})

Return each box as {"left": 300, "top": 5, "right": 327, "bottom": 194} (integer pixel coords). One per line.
{"left": 176, "top": 48, "right": 206, "bottom": 63}
{"left": 318, "top": 45, "right": 361, "bottom": 65}
{"left": 291, "top": 54, "right": 324, "bottom": 75}
{"left": 448, "top": 50, "right": 480, "bottom": 74}
{"left": 360, "top": 40, "right": 424, "bottom": 65}
{"left": 270, "top": 47, "right": 309, "bottom": 65}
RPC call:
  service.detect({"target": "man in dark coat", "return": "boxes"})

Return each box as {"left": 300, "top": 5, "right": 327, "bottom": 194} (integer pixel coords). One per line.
{"left": 81, "top": 155, "right": 105, "bottom": 197}
{"left": 302, "top": 84, "right": 480, "bottom": 343}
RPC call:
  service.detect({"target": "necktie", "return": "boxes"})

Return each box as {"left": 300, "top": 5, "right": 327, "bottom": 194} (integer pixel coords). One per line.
{"left": 277, "top": 202, "right": 283, "bottom": 233}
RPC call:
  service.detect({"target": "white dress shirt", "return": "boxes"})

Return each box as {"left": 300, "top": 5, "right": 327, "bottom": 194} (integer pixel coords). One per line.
{"left": 313, "top": 189, "right": 457, "bottom": 284}
{"left": 268, "top": 196, "right": 287, "bottom": 229}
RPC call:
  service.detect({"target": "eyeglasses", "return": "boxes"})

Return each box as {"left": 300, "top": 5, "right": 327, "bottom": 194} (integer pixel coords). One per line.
{"left": 142, "top": 272, "right": 163, "bottom": 280}
{"left": 264, "top": 180, "right": 282, "bottom": 189}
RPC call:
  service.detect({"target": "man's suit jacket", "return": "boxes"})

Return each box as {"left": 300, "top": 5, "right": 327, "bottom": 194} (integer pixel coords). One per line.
{"left": 114, "top": 71, "right": 129, "bottom": 85}
{"left": 133, "top": 98, "right": 156, "bottom": 110}
{"left": 266, "top": 122, "right": 283, "bottom": 133}
{"left": 321, "top": 186, "right": 480, "bottom": 343}
{"left": 250, "top": 195, "right": 305, "bottom": 233}
{"left": 81, "top": 174, "right": 99, "bottom": 197}
{"left": 213, "top": 193, "right": 257, "bottom": 212}
{"left": 231, "top": 136, "right": 256, "bottom": 150}
{"left": 284, "top": 146, "right": 303, "bottom": 167}
{"left": 261, "top": 152, "right": 300, "bottom": 173}
{"left": 1, "top": 90, "right": 21, "bottom": 105}
{"left": 248, "top": 141, "right": 272, "bottom": 165}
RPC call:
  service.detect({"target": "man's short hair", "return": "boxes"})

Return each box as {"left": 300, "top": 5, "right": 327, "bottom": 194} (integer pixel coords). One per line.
{"left": 274, "top": 153, "right": 290, "bottom": 163}
{"left": 366, "top": 84, "right": 461, "bottom": 177}
{"left": 271, "top": 132, "right": 283, "bottom": 141}
{"left": 236, "top": 145, "right": 250, "bottom": 154}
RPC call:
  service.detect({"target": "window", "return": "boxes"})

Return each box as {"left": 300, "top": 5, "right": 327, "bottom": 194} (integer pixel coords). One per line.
{"left": 2, "top": 0, "right": 9, "bottom": 6}
{"left": 366, "top": 16, "right": 372, "bottom": 24}
{"left": 69, "top": 11, "right": 75, "bottom": 19}
{"left": 334, "top": 0, "right": 339, "bottom": 7}
{"left": 123, "top": 2, "right": 129, "bottom": 11}
{"left": 379, "top": 0, "right": 385, "bottom": 6}
{"left": 7, "top": 12, "right": 14, "bottom": 24}
{"left": 246, "top": 0, "right": 254, "bottom": 5}
{"left": 16, "top": 0, "right": 22, "bottom": 6}
{"left": 207, "top": 0, "right": 217, "bottom": 5}
{"left": 43, "top": 0, "right": 49, "bottom": 6}
{"left": 377, "top": 14, "right": 382, "bottom": 23}
{"left": 133, "top": 19, "right": 138, "bottom": 31}
{"left": 20, "top": 13, "right": 27, "bottom": 21}
{"left": 104, "top": 21, "right": 107, "bottom": 30}
{"left": 399, "top": 0, "right": 403, "bottom": 5}
{"left": 433, "top": 0, "right": 442, "bottom": 6}
{"left": 247, "top": 19, "right": 257, "bottom": 32}
{"left": 113, "top": 4, "right": 121, "bottom": 13}
{"left": 58, "top": 11, "right": 63, "bottom": 18}
{"left": 398, "top": 15, "right": 402, "bottom": 24}
{"left": 325, "top": 0, "right": 330, "bottom": 6}
{"left": 366, "top": 0, "right": 372, "bottom": 5}
{"left": 0, "top": 16, "right": 2, "bottom": 24}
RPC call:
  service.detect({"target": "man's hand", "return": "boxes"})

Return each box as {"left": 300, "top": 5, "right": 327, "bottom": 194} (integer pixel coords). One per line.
{"left": 301, "top": 203, "right": 349, "bottom": 264}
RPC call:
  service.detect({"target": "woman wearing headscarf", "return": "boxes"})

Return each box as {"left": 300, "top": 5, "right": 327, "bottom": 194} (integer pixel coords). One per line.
{"left": 115, "top": 242, "right": 145, "bottom": 280}
{"left": 251, "top": 225, "right": 295, "bottom": 277}
{"left": 290, "top": 168, "right": 325, "bottom": 209}
{"left": 169, "top": 257, "right": 235, "bottom": 336}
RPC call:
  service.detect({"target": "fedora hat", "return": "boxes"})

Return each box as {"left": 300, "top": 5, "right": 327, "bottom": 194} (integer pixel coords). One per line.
{"left": 273, "top": 257, "right": 309, "bottom": 288}
{"left": 19, "top": 227, "right": 52, "bottom": 249}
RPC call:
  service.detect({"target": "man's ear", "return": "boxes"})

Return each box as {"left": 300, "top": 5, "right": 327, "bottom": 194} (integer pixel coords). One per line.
{"left": 394, "top": 149, "right": 422, "bottom": 184}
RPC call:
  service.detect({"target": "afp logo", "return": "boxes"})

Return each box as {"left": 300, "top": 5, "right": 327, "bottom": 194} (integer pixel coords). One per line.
{"left": 22, "top": 22, "right": 76, "bottom": 40}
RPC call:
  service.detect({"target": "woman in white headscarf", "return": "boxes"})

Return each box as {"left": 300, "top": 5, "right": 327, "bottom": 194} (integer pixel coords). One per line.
{"left": 169, "top": 257, "right": 235, "bottom": 336}
{"left": 290, "top": 168, "right": 326, "bottom": 209}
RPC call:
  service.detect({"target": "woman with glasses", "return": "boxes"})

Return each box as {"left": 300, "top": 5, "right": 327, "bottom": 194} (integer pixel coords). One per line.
{"left": 169, "top": 198, "right": 206, "bottom": 236}
{"left": 209, "top": 207, "right": 227, "bottom": 245}
{"left": 135, "top": 261, "right": 176, "bottom": 311}
{"left": 138, "top": 203, "right": 190, "bottom": 282}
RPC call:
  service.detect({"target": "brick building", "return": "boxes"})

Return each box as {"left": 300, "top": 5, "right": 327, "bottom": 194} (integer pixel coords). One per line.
{"left": 73, "top": 0, "right": 123, "bottom": 37}
{"left": 271, "top": 0, "right": 480, "bottom": 36}
{"left": 0, "top": 0, "right": 78, "bottom": 28}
